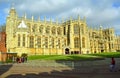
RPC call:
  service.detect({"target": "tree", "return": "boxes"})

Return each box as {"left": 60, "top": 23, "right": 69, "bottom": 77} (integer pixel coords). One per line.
{"left": 0, "top": 24, "right": 6, "bottom": 32}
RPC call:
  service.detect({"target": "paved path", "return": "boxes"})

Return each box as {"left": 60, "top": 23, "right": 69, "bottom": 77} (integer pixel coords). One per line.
{"left": 0, "top": 58, "right": 120, "bottom": 78}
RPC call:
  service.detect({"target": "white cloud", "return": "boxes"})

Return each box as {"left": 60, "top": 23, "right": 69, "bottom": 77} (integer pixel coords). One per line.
{"left": 1, "top": 0, "right": 120, "bottom": 34}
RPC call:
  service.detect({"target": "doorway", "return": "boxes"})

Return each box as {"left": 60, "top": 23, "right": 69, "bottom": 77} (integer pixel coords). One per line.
{"left": 65, "top": 48, "right": 69, "bottom": 54}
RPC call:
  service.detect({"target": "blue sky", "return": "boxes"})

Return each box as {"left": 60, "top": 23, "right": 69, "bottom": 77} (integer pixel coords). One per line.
{"left": 0, "top": 0, "right": 120, "bottom": 35}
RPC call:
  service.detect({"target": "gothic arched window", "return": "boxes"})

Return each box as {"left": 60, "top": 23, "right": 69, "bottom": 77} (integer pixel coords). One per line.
{"left": 34, "top": 24, "right": 38, "bottom": 32}
{"left": 37, "top": 36, "right": 41, "bottom": 48}
{"left": 51, "top": 38, "right": 54, "bottom": 48}
{"left": 74, "top": 37, "right": 79, "bottom": 48}
{"left": 74, "top": 24, "right": 79, "bottom": 34}
{"left": 39, "top": 25, "right": 43, "bottom": 33}
{"left": 23, "top": 34, "right": 25, "bottom": 47}
{"left": 45, "top": 37, "right": 48, "bottom": 48}
{"left": 58, "top": 38, "right": 61, "bottom": 48}
{"left": 82, "top": 37, "right": 85, "bottom": 48}
{"left": 32, "top": 25, "right": 35, "bottom": 32}
{"left": 29, "top": 36, "right": 34, "bottom": 48}
{"left": 51, "top": 27, "right": 56, "bottom": 35}
{"left": 18, "top": 34, "right": 20, "bottom": 47}
{"left": 57, "top": 27, "right": 61, "bottom": 35}
{"left": 46, "top": 26, "right": 50, "bottom": 34}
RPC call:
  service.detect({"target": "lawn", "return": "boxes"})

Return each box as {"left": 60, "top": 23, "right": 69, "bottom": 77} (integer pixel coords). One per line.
{"left": 1, "top": 52, "right": 119, "bottom": 63}
{"left": 28, "top": 52, "right": 120, "bottom": 61}
{"left": 28, "top": 55, "right": 103, "bottom": 61}
{"left": 88, "top": 52, "right": 120, "bottom": 58}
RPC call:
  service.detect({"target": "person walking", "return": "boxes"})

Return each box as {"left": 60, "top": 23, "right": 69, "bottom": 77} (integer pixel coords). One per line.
{"left": 110, "top": 57, "right": 116, "bottom": 72}
{"left": 16, "top": 56, "right": 19, "bottom": 63}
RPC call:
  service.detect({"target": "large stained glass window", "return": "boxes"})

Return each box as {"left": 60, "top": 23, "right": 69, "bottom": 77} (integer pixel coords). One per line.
{"left": 37, "top": 37, "right": 41, "bottom": 48}
{"left": 82, "top": 37, "right": 85, "bottom": 48}
{"left": 18, "top": 34, "right": 20, "bottom": 47}
{"left": 29, "top": 36, "right": 34, "bottom": 48}
{"left": 39, "top": 25, "right": 43, "bottom": 33}
{"left": 58, "top": 38, "right": 61, "bottom": 48}
{"left": 22, "top": 34, "right": 25, "bottom": 47}
{"left": 51, "top": 27, "right": 56, "bottom": 35}
{"left": 74, "top": 37, "right": 79, "bottom": 48}
{"left": 32, "top": 25, "right": 35, "bottom": 32}
{"left": 57, "top": 27, "right": 61, "bottom": 35}
{"left": 46, "top": 26, "right": 50, "bottom": 34}
{"left": 74, "top": 24, "right": 79, "bottom": 34}
{"left": 51, "top": 38, "right": 54, "bottom": 48}
{"left": 45, "top": 37, "right": 48, "bottom": 48}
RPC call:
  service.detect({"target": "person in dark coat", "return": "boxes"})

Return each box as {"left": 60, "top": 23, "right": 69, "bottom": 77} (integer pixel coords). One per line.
{"left": 110, "top": 57, "right": 116, "bottom": 72}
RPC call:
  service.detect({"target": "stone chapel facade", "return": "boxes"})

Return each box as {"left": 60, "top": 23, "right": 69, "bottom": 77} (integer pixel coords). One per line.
{"left": 6, "top": 7, "right": 120, "bottom": 56}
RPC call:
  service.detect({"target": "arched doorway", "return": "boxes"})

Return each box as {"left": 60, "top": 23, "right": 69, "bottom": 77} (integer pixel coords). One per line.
{"left": 65, "top": 48, "right": 69, "bottom": 54}
{"left": 101, "top": 50, "right": 104, "bottom": 52}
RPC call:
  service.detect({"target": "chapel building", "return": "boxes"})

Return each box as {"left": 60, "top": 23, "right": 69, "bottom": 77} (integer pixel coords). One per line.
{"left": 6, "top": 7, "right": 120, "bottom": 56}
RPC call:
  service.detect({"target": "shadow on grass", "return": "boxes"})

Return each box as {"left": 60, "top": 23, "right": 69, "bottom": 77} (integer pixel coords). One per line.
{"left": 66, "top": 55, "right": 105, "bottom": 61}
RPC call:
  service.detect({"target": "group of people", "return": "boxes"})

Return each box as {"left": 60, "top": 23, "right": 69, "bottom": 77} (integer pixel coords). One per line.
{"left": 12, "top": 56, "right": 27, "bottom": 63}
{"left": 16, "top": 56, "right": 27, "bottom": 63}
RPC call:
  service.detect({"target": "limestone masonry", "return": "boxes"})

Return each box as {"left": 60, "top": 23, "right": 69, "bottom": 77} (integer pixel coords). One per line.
{"left": 6, "top": 7, "right": 120, "bottom": 56}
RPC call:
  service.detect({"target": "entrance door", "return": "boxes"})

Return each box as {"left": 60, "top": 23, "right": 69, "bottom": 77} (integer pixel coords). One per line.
{"left": 65, "top": 48, "right": 69, "bottom": 54}
{"left": 101, "top": 50, "right": 104, "bottom": 52}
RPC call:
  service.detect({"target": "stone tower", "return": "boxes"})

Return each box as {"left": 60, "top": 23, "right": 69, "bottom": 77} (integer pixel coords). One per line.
{"left": 6, "top": 6, "right": 17, "bottom": 52}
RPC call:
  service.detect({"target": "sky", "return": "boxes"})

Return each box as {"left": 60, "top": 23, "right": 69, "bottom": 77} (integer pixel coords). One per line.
{"left": 0, "top": 0, "right": 120, "bottom": 35}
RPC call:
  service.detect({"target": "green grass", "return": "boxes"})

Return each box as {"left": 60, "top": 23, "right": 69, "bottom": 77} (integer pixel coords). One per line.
{"left": 28, "top": 54, "right": 103, "bottom": 61}
{"left": 28, "top": 52, "right": 120, "bottom": 61}
{"left": 88, "top": 52, "right": 120, "bottom": 58}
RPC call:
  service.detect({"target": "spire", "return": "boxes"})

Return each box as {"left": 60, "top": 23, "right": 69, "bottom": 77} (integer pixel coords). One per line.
{"left": 100, "top": 25, "right": 103, "bottom": 30}
{"left": 32, "top": 15, "right": 34, "bottom": 21}
{"left": 99, "top": 25, "right": 103, "bottom": 38}
{"left": 50, "top": 17, "right": 52, "bottom": 24}
{"left": 78, "top": 14, "right": 80, "bottom": 21}
{"left": 38, "top": 16, "right": 40, "bottom": 22}
{"left": 44, "top": 16, "right": 46, "bottom": 23}
{"left": 11, "top": 3, "right": 15, "bottom": 9}
{"left": 70, "top": 16, "right": 72, "bottom": 22}
{"left": 62, "top": 17, "right": 64, "bottom": 23}
{"left": 24, "top": 12, "right": 26, "bottom": 19}
{"left": 56, "top": 17, "right": 58, "bottom": 24}
{"left": 83, "top": 16, "right": 86, "bottom": 23}
{"left": 9, "top": 3, "right": 16, "bottom": 17}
